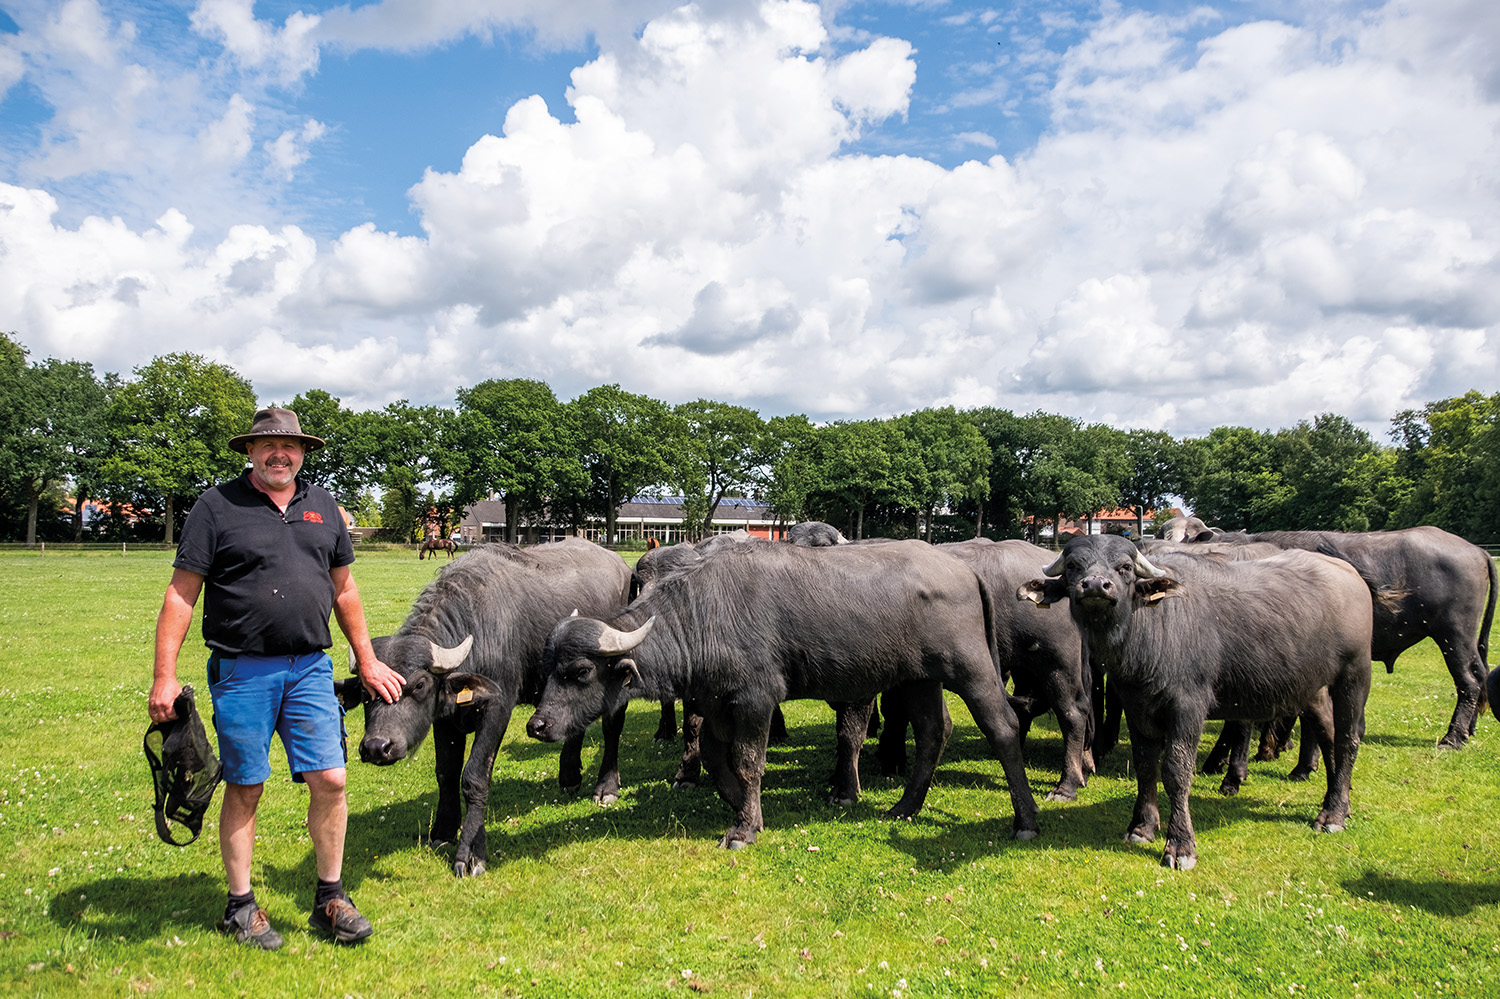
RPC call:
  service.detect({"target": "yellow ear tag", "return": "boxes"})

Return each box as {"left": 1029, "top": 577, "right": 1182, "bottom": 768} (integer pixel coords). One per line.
{"left": 455, "top": 687, "right": 474, "bottom": 705}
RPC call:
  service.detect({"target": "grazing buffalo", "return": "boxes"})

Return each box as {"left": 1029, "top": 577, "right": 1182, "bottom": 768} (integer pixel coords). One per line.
{"left": 1020, "top": 535, "right": 1372, "bottom": 870}
{"left": 787, "top": 521, "right": 849, "bottom": 547}
{"left": 528, "top": 540, "right": 1040, "bottom": 849}
{"left": 1205, "top": 527, "right": 1498, "bottom": 748}
{"left": 877, "top": 539, "right": 1093, "bottom": 802}
{"left": 337, "top": 539, "right": 631, "bottom": 877}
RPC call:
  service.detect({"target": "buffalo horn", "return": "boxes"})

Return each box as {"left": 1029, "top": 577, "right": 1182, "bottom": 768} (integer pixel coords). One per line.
{"left": 1130, "top": 549, "right": 1168, "bottom": 579}
{"left": 594, "top": 616, "right": 657, "bottom": 657}
{"left": 1042, "top": 552, "right": 1066, "bottom": 577}
{"left": 428, "top": 635, "right": 475, "bottom": 674}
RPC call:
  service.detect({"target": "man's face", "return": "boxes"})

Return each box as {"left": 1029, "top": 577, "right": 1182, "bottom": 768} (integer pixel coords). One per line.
{"left": 246, "top": 437, "right": 306, "bottom": 492}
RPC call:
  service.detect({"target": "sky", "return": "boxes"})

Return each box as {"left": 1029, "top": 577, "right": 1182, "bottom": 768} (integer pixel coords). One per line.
{"left": 1, "top": 0, "right": 1498, "bottom": 440}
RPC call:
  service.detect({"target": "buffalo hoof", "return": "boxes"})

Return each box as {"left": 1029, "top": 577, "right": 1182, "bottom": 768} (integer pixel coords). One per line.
{"left": 1201, "top": 759, "right": 1227, "bottom": 775}
{"left": 828, "top": 793, "right": 859, "bottom": 807}
{"left": 1161, "top": 850, "right": 1197, "bottom": 871}
{"left": 1286, "top": 767, "right": 1313, "bottom": 782}
{"left": 1044, "top": 787, "right": 1078, "bottom": 803}
{"left": 1218, "top": 781, "right": 1241, "bottom": 797}
{"left": 1312, "top": 815, "right": 1346, "bottom": 834}
{"left": 718, "top": 834, "right": 754, "bottom": 850}
{"left": 593, "top": 791, "right": 619, "bottom": 807}
{"left": 1013, "top": 828, "right": 1039, "bottom": 841}
{"left": 453, "top": 858, "right": 486, "bottom": 878}
{"left": 1436, "top": 734, "right": 1467, "bottom": 750}
{"left": 425, "top": 836, "right": 454, "bottom": 851}
{"left": 1125, "top": 829, "right": 1155, "bottom": 846}
{"left": 670, "top": 778, "right": 699, "bottom": 791}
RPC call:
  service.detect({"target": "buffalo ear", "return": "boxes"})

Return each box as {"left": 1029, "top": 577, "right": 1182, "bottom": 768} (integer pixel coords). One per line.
{"left": 1018, "top": 578, "right": 1066, "bottom": 608}
{"left": 333, "top": 677, "right": 367, "bottom": 709}
{"left": 1135, "top": 576, "right": 1180, "bottom": 605}
{"left": 613, "top": 657, "right": 644, "bottom": 688}
{"left": 437, "top": 672, "right": 502, "bottom": 718}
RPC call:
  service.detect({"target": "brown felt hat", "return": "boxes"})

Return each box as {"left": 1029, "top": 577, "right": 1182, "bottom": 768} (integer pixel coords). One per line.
{"left": 228, "top": 407, "right": 326, "bottom": 454}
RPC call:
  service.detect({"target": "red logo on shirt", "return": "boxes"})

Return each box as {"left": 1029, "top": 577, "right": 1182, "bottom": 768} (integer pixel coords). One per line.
{"left": 303, "top": 511, "right": 324, "bottom": 524}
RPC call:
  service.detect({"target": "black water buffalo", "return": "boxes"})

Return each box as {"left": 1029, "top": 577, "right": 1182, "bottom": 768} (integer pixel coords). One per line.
{"left": 877, "top": 539, "right": 1093, "bottom": 802}
{"left": 1205, "top": 527, "right": 1497, "bottom": 747}
{"left": 787, "top": 521, "right": 849, "bottom": 547}
{"left": 337, "top": 539, "right": 631, "bottom": 877}
{"left": 528, "top": 540, "right": 1040, "bottom": 849}
{"left": 1020, "top": 535, "right": 1372, "bottom": 870}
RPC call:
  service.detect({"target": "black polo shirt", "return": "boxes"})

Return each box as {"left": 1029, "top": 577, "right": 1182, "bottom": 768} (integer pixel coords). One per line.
{"left": 174, "top": 472, "right": 355, "bottom": 656}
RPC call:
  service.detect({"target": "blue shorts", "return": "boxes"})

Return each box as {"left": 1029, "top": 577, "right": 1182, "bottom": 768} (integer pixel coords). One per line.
{"left": 206, "top": 651, "right": 347, "bottom": 785}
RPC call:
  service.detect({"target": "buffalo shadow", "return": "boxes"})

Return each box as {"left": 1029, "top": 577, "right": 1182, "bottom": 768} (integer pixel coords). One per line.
{"left": 1343, "top": 870, "right": 1500, "bottom": 917}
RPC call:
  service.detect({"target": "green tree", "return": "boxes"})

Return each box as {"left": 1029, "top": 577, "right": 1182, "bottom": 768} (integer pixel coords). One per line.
{"left": 1119, "top": 429, "right": 1180, "bottom": 538}
{"left": 1387, "top": 392, "right": 1500, "bottom": 538}
{"left": 447, "top": 379, "right": 582, "bottom": 543}
{"left": 567, "top": 385, "right": 674, "bottom": 542}
{"left": 1274, "top": 414, "right": 1387, "bottom": 531}
{"left": 104, "top": 354, "right": 257, "bottom": 544}
{"left": 286, "top": 389, "right": 384, "bottom": 506}
{"left": 13, "top": 358, "right": 114, "bottom": 545}
{"left": 1023, "top": 420, "right": 1127, "bottom": 542}
{"left": 1179, "top": 426, "right": 1291, "bottom": 531}
{"left": 669, "top": 399, "right": 768, "bottom": 540}
{"left": 896, "top": 408, "right": 990, "bottom": 540}
{"left": 762, "top": 413, "right": 817, "bottom": 525}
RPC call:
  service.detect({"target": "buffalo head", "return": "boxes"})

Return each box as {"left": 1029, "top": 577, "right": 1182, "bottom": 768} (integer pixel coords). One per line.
{"left": 526, "top": 615, "right": 656, "bottom": 744}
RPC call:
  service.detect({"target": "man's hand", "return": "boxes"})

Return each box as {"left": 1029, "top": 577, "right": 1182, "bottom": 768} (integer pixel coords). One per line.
{"left": 358, "top": 658, "right": 405, "bottom": 704}
{"left": 148, "top": 676, "right": 182, "bottom": 724}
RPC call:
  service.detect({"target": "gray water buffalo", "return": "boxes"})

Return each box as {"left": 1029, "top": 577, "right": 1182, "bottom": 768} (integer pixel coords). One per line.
{"left": 877, "top": 539, "right": 1093, "bottom": 802}
{"left": 1205, "top": 527, "right": 1497, "bottom": 747}
{"left": 1020, "top": 535, "right": 1372, "bottom": 870}
{"left": 787, "top": 521, "right": 849, "bottom": 547}
{"left": 336, "top": 539, "right": 630, "bottom": 877}
{"left": 528, "top": 540, "right": 1040, "bottom": 849}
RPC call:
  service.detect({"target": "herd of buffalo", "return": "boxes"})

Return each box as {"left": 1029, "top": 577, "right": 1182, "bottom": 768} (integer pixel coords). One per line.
{"left": 333, "top": 517, "right": 1497, "bottom": 874}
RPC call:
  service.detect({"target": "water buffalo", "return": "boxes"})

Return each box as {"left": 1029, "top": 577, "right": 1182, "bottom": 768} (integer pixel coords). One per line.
{"left": 337, "top": 539, "right": 630, "bottom": 877}
{"left": 1020, "top": 535, "right": 1372, "bottom": 870}
{"left": 1205, "top": 527, "right": 1497, "bottom": 748}
{"left": 528, "top": 540, "right": 1040, "bottom": 849}
{"left": 1155, "top": 515, "right": 1215, "bottom": 542}
{"left": 787, "top": 521, "right": 849, "bottom": 547}
{"left": 877, "top": 539, "right": 1093, "bottom": 802}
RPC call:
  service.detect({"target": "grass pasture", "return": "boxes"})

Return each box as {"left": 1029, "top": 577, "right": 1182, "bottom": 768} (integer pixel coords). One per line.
{"left": 1, "top": 547, "right": 1498, "bottom": 998}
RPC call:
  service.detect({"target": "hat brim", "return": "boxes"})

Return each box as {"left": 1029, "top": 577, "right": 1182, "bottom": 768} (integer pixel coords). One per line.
{"left": 229, "top": 431, "right": 326, "bottom": 454}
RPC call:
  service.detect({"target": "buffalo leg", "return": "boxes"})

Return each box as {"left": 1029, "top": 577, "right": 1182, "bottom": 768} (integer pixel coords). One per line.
{"left": 828, "top": 698, "right": 875, "bottom": 806}
{"left": 428, "top": 722, "right": 468, "bottom": 847}
{"left": 1254, "top": 714, "right": 1297, "bottom": 762}
{"left": 654, "top": 699, "right": 677, "bottom": 743}
{"left": 591, "top": 703, "right": 627, "bottom": 805}
{"left": 453, "top": 703, "right": 517, "bottom": 877}
{"left": 769, "top": 704, "right": 789, "bottom": 743}
{"left": 885, "top": 682, "right": 949, "bottom": 820}
{"left": 950, "top": 675, "right": 1040, "bottom": 840}
{"left": 1046, "top": 676, "right": 1093, "bottom": 802}
{"left": 1160, "top": 723, "right": 1204, "bottom": 869}
{"left": 672, "top": 702, "right": 704, "bottom": 789}
{"left": 702, "top": 707, "right": 773, "bottom": 849}
{"left": 1123, "top": 712, "right": 1162, "bottom": 847}
{"left": 1437, "top": 642, "right": 1487, "bottom": 748}
{"left": 1215, "top": 721, "right": 1252, "bottom": 796}
{"left": 1201, "top": 723, "right": 1233, "bottom": 774}
{"left": 1314, "top": 671, "right": 1369, "bottom": 833}
{"left": 1092, "top": 665, "right": 1122, "bottom": 760}
{"left": 874, "top": 691, "right": 911, "bottom": 775}
{"left": 1289, "top": 693, "right": 1333, "bottom": 782}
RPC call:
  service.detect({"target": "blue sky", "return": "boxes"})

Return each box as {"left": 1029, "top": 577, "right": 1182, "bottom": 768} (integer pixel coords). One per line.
{"left": 1, "top": 1, "right": 1495, "bottom": 436}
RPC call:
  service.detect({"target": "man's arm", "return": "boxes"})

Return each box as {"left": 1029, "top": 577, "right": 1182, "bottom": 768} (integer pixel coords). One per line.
{"left": 330, "top": 564, "right": 405, "bottom": 703}
{"left": 149, "top": 568, "right": 205, "bottom": 723}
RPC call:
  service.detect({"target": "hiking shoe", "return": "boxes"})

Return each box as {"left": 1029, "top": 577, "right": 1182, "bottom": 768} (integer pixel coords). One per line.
{"left": 308, "top": 895, "right": 373, "bottom": 943}
{"left": 216, "top": 906, "right": 283, "bottom": 950}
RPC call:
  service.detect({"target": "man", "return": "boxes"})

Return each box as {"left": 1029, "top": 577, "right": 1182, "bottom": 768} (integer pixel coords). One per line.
{"left": 147, "top": 407, "right": 404, "bottom": 950}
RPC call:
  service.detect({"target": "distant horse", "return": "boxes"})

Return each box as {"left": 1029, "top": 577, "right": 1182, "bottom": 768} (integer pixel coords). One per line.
{"left": 419, "top": 538, "right": 459, "bottom": 560}
{"left": 645, "top": 537, "right": 661, "bottom": 550}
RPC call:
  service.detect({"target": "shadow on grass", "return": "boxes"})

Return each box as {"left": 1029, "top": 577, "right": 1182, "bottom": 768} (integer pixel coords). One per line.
{"left": 1343, "top": 870, "right": 1500, "bottom": 916}
{"left": 46, "top": 872, "right": 223, "bottom": 940}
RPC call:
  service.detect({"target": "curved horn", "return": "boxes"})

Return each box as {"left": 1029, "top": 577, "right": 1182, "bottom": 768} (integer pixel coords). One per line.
{"left": 428, "top": 635, "right": 474, "bottom": 674}
{"left": 1042, "top": 551, "right": 1066, "bottom": 577}
{"left": 593, "top": 616, "right": 656, "bottom": 657}
{"left": 1130, "top": 548, "right": 1168, "bottom": 579}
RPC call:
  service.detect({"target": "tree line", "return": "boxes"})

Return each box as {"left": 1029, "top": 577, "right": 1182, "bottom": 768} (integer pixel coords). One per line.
{"left": 2, "top": 332, "right": 1497, "bottom": 547}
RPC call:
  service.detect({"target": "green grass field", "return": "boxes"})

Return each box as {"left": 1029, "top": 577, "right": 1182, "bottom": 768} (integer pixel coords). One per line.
{"left": 1, "top": 548, "right": 1497, "bottom": 998}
